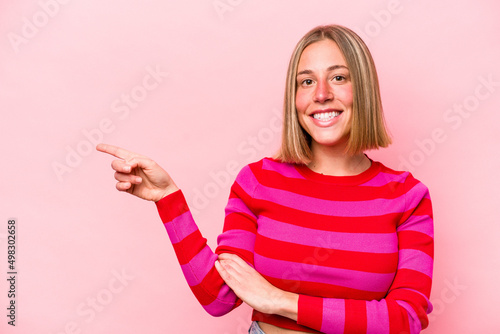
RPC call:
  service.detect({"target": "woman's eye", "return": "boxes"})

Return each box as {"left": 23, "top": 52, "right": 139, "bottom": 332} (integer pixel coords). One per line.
{"left": 302, "top": 79, "right": 313, "bottom": 86}
{"left": 332, "top": 75, "right": 345, "bottom": 82}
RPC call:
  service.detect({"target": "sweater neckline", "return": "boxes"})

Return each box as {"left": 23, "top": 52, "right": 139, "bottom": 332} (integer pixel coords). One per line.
{"left": 294, "top": 155, "right": 381, "bottom": 185}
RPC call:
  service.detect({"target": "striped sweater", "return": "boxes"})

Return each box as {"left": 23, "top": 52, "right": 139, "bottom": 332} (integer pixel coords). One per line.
{"left": 155, "top": 157, "right": 434, "bottom": 333}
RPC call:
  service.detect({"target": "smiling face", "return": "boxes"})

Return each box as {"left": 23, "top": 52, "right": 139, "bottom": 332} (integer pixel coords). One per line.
{"left": 295, "top": 39, "right": 353, "bottom": 151}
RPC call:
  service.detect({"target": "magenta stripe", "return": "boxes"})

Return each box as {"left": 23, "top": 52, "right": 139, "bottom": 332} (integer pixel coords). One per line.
{"left": 405, "top": 182, "right": 430, "bottom": 210}
{"left": 164, "top": 211, "right": 198, "bottom": 244}
{"left": 202, "top": 285, "right": 238, "bottom": 316}
{"left": 255, "top": 185, "right": 407, "bottom": 217}
{"left": 399, "top": 215, "right": 433, "bottom": 237}
{"left": 181, "top": 246, "right": 217, "bottom": 287}
{"left": 225, "top": 198, "right": 257, "bottom": 218}
{"left": 403, "top": 288, "right": 432, "bottom": 312}
{"left": 396, "top": 300, "right": 421, "bottom": 334}
{"left": 321, "top": 298, "right": 345, "bottom": 333}
{"left": 217, "top": 229, "right": 256, "bottom": 254}
{"left": 258, "top": 217, "right": 398, "bottom": 253}
{"left": 366, "top": 299, "right": 389, "bottom": 334}
{"left": 262, "top": 158, "right": 305, "bottom": 179}
{"left": 360, "top": 171, "right": 407, "bottom": 187}
{"left": 234, "top": 165, "right": 259, "bottom": 194}
{"left": 255, "top": 254, "right": 395, "bottom": 292}
{"left": 398, "top": 249, "right": 433, "bottom": 278}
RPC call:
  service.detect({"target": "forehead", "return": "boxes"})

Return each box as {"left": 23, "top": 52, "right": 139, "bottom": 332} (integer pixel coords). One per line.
{"left": 297, "top": 39, "right": 347, "bottom": 71}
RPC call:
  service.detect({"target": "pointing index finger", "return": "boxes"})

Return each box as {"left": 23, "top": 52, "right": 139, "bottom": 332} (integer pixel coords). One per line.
{"left": 96, "top": 143, "right": 138, "bottom": 161}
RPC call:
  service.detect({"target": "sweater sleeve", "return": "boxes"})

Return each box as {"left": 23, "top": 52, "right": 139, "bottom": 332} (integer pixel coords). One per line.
{"left": 154, "top": 165, "right": 258, "bottom": 317}
{"left": 296, "top": 175, "right": 434, "bottom": 334}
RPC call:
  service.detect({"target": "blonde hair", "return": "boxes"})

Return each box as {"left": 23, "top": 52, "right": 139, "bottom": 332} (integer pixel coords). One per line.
{"left": 275, "top": 24, "right": 392, "bottom": 164}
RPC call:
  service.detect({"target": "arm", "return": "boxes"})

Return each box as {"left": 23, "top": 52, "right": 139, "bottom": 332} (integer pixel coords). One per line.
{"left": 155, "top": 165, "right": 259, "bottom": 316}
{"left": 297, "top": 177, "right": 433, "bottom": 333}
{"left": 96, "top": 143, "right": 260, "bottom": 316}
{"left": 217, "top": 175, "right": 434, "bottom": 334}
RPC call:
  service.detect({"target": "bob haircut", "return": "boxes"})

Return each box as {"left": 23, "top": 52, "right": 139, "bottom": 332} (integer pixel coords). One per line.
{"left": 275, "top": 24, "right": 392, "bottom": 164}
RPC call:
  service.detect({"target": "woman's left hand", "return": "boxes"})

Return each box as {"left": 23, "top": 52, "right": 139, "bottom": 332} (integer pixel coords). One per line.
{"left": 215, "top": 253, "right": 298, "bottom": 320}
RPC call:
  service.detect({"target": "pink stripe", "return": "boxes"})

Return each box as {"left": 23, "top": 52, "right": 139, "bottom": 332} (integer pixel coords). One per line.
{"left": 366, "top": 299, "right": 389, "bottom": 334}
{"left": 360, "top": 171, "right": 407, "bottom": 187}
{"left": 403, "top": 288, "right": 432, "bottom": 313}
{"left": 255, "top": 254, "right": 396, "bottom": 292}
{"left": 217, "top": 229, "right": 256, "bottom": 254}
{"left": 399, "top": 215, "right": 433, "bottom": 237}
{"left": 396, "top": 300, "right": 422, "bottom": 334}
{"left": 405, "top": 182, "right": 430, "bottom": 210}
{"left": 234, "top": 165, "right": 259, "bottom": 194}
{"left": 321, "top": 298, "right": 345, "bottom": 333}
{"left": 202, "top": 285, "right": 239, "bottom": 316}
{"left": 225, "top": 198, "right": 256, "bottom": 218}
{"left": 255, "top": 185, "right": 407, "bottom": 217}
{"left": 164, "top": 211, "right": 198, "bottom": 244}
{"left": 398, "top": 249, "right": 433, "bottom": 278}
{"left": 258, "top": 217, "right": 398, "bottom": 253}
{"left": 181, "top": 246, "right": 217, "bottom": 287}
{"left": 262, "top": 158, "right": 306, "bottom": 179}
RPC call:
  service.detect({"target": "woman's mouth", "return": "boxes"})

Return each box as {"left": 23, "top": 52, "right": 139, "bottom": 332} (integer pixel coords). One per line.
{"left": 312, "top": 110, "right": 342, "bottom": 121}
{"left": 309, "top": 109, "right": 344, "bottom": 127}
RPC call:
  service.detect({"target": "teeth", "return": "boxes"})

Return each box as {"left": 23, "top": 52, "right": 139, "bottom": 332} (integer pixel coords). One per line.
{"left": 312, "top": 111, "right": 340, "bottom": 121}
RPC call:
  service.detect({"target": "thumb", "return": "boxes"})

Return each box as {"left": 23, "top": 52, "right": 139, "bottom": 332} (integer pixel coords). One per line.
{"left": 126, "top": 156, "right": 155, "bottom": 171}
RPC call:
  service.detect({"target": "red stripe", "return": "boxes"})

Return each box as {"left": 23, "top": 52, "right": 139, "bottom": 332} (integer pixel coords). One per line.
{"left": 252, "top": 311, "right": 322, "bottom": 333}
{"left": 215, "top": 246, "right": 254, "bottom": 265}
{"left": 258, "top": 171, "right": 409, "bottom": 201}
{"left": 297, "top": 295, "right": 323, "bottom": 330}
{"left": 412, "top": 197, "right": 433, "bottom": 216}
{"left": 389, "top": 288, "right": 428, "bottom": 307}
{"left": 387, "top": 299, "right": 409, "bottom": 334}
{"left": 229, "top": 181, "right": 254, "bottom": 202}
{"left": 400, "top": 198, "right": 432, "bottom": 224}
{"left": 403, "top": 174, "right": 421, "bottom": 190}
{"left": 389, "top": 289, "right": 430, "bottom": 329}
{"left": 172, "top": 229, "right": 206, "bottom": 265}
{"left": 257, "top": 199, "right": 400, "bottom": 233}
{"left": 391, "top": 269, "right": 432, "bottom": 297}
{"left": 155, "top": 190, "right": 189, "bottom": 223}
{"left": 398, "top": 230, "right": 434, "bottom": 258}
{"left": 264, "top": 275, "right": 386, "bottom": 300}
{"left": 222, "top": 213, "right": 257, "bottom": 233}
{"left": 344, "top": 299, "right": 367, "bottom": 333}
{"left": 188, "top": 266, "right": 224, "bottom": 305}
{"left": 256, "top": 235, "right": 398, "bottom": 273}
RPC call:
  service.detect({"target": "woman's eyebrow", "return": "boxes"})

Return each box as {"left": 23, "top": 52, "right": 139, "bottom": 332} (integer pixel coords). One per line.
{"left": 297, "top": 65, "right": 349, "bottom": 77}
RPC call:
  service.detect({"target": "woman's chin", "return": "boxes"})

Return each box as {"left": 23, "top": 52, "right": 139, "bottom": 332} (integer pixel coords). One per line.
{"left": 310, "top": 136, "right": 349, "bottom": 149}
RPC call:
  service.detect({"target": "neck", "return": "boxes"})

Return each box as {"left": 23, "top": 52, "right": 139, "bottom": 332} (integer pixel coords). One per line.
{"left": 308, "top": 142, "right": 371, "bottom": 176}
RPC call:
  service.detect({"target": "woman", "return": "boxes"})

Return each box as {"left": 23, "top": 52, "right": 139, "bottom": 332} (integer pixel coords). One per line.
{"left": 97, "top": 25, "right": 433, "bottom": 334}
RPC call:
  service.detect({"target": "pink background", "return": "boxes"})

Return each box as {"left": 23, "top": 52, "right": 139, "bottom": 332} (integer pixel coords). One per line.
{"left": 1, "top": 0, "right": 499, "bottom": 333}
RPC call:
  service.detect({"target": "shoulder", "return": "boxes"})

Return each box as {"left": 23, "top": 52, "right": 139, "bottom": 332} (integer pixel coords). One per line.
{"left": 240, "top": 157, "right": 297, "bottom": 174}
{"left": 367, "top": 159, "right": 430, "bottom": 197}
{"left": 363, "top": 160, "right": 429, "bottom": 197}
{"left": 234, "top": 157, "right": 303, "bottom": 183}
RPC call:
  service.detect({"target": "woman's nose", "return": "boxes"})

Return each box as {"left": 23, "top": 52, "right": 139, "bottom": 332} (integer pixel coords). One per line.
{"left": 314, "top": 80, "right": 334, "bottom": 103}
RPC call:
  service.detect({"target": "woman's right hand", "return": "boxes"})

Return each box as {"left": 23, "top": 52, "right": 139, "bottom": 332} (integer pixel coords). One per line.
{"left": 96, "top": 143, "right": 179, "bottom": 202}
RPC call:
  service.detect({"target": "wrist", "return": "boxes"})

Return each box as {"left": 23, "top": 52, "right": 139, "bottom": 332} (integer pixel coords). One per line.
{"left": 274, "top": 290, "right": 298, "bottom": 321}
{"left": 157, "top": 185, "right": 180, "bottom": 202}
